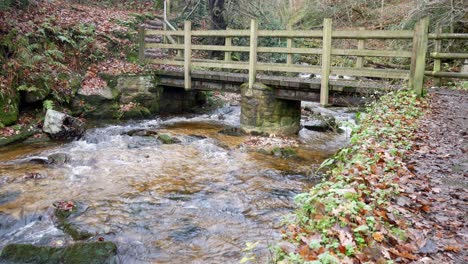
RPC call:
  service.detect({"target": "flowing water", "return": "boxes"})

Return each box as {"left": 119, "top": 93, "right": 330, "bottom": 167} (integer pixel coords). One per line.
{"left": 0, "top": 106, "right": 352, "bottom": 263}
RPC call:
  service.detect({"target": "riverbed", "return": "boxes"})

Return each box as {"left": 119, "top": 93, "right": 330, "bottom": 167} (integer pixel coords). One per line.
{"left": 0, "top": 106, "right": 352, "bottom": 263}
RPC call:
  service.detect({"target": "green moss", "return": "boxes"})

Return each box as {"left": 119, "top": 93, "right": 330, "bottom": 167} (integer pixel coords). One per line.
{"left": 54, "top": 205, "right": 92, "bottom": 241}
{"left": 0, "top": 242, "right": 117, "bottom": 264}
{"left": 0, "top": 92, "right": 19, "bottom": 126}
{"left": 271, "top": 147, "right": 298, "bottom": 159}
{"left": 119, "top": 106, "right": 151, "bottom": 119}
{"left": 0, "top": 128, "right": 35, "bottom": 147}
{"left": 158, "top": 134, "right": 176, "bottom": 144}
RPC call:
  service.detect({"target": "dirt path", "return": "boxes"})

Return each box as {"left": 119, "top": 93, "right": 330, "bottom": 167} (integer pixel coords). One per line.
{"left": 403, "top": 89, "right": 467, "bottom": 263}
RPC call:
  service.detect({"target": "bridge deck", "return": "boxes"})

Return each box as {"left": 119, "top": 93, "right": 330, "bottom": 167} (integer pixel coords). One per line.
{"left": 156, "top": 70, "right": 402, "bottom": 105}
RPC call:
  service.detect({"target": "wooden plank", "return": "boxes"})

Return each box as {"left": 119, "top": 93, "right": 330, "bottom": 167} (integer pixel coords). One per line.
{"left": 192, "top": 44, "right": 249, "bottom": 52}
{"left": 225, "top": 31, "right": 232, "bottom": 62}
{"left": 331, "top": 67, "right": 409, "bottom": 79}
{"left": 138, "top": 25, "right": 146, "bottom": 63}
{"left": 192, "top": 61, "right": 249, "bottom": 70}
{"left": 146, "top": 43, "right": 185, "bottom": 49}
{"left": 332, "top": 49, "right": 412, "bottom": 58}
{"left": 256, "top": 63, "right": 321, "bottom": 74}
{"left": 320, "top": 18, "right": 332, "bottom": 106}
{"left": 332, "top": 30, "right": 414, "bottom": 39}
{"left": 248, "top": 19, "right": 259, "bottom": 89}
{"left": 191, "top": 30, "right": 250, "bottom": 37}
{"left": 257, "top": 47, "right": 322, "bottom": 55}
{"left": 147, "top": 59, "right": 184, "bottom": 66}
{"left": 428, "top": 33, "right": 468, "bottom": 39}
{"left": 356, "top": 27, "right": 365, "bottom": 68}
{"left": 258, "top": 30, "right": 323, "bottom": 38}
{"left": 409, "top": 17, "right": 429, "bottom": 96}
{"left": 433, "top": 26, "right": 442, "bottom": 86}
{"left": 184, "top": 21, "right": 192, "bottom": 90}
{"left": 287, "top": 25, "right": 293, "bottom": 65}
{"left": 429, "top": 52, "right": 468, "bottom": 59}
{"left": 425, "top": 71, "right": 468, "bottom": 79}
{"left": 146, "top": 29, "right": 184, "bottom": 36}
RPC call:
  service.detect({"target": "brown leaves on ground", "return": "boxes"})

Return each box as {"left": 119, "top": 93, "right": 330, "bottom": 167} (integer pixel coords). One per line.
{"left": 401, "top": 88, "right": 468, "bottom": 263}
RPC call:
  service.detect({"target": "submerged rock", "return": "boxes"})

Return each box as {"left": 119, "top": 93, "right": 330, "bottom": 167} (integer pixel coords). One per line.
{"left": 43, "top": 110, "right": 85, "bottom": 140}
{"left": 270, "top": 147, "right": 299, "bottom": 159}
{"left": 48, "top": 153, "right": 70, "bottom": 165}
{"left": 0, "top": 242, "right": 117, "bottom": 264}
{"left": 54, "top": 201, "right": 93, "bottom": 241}
{"left": 125, "top": 129, "right": 158, "bottom": 137}
{"left": 218, "top": 127, "right": 245, "bottom": 137}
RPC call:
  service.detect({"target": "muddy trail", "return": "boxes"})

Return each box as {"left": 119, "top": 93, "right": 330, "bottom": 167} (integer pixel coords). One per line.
{"left": 402, "top": 89, "right": 467, "bottom": 263}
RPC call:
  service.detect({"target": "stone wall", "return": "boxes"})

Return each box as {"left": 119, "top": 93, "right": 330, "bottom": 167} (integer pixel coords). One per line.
{"left": 71, "top": 73, "right": 206, "bottom": 119}
{"left": 240, "top": 83, "right": 301, "bottom": 135}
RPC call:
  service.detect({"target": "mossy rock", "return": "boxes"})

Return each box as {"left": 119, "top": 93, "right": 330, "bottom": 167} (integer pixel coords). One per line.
{"left": 119, "top": 106, "right": 151, "bottom": 119}
{"left": 271, "top": 147, "right": 299, "bottom": 159}
{"left": 158, "top": 134, "right": 180, "bottom": 144}
{"left": 0, "top": 242, "right": 117, "bottom": 264}
{"left": 0, "top": 92, "right": 19, "bottom": 126}
{"left": 54, "top": 204, "right": 93, "bottom": 241}
{"left": 0, "top": 128, "right": 36, "bottom": 147}
{"left": 23, "top": 87, "right": 50, "bottom": 103}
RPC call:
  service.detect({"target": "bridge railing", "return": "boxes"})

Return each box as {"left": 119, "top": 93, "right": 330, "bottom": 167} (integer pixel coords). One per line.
{"left": 139, "top": 18, "right": 468, "bottom": 105}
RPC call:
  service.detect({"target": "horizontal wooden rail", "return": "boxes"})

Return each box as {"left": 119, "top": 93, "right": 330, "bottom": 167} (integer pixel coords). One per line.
{"left": 425, "top": 71, "right": 468, "bottom": 79}
{"left": 148, "top": 43, "right": 412, "bottom": 58}
{"left": 146, "top": 29, "right": 415, "bottom": 39}
{"left": 429, "top": 52, "right": 468, "bottom": 59}
{"left": 428, "top": 33, "right": 468, "bottom": 39}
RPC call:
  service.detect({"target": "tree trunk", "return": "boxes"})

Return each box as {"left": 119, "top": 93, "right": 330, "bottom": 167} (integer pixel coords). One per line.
{"left": 208, "top": 0, "right": 226, "bottom": 58}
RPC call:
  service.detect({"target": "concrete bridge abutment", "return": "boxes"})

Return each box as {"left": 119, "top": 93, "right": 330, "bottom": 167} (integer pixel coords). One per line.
{"left": 240, "top": 83, "right": 301, "bottom": 136}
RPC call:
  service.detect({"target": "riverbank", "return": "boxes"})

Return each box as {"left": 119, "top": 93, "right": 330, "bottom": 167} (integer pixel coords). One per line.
{"left": 275, "top": 87, "right": 467, "bottom": 263}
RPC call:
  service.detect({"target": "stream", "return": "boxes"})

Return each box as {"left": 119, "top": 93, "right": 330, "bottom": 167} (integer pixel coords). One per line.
{"left": 0, "top": 106, "right": 353, "bottom": 263}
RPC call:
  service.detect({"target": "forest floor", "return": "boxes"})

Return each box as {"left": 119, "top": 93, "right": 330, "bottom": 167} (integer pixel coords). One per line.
{"left": 403, "top": 88, "right": 467, "bottom": 263}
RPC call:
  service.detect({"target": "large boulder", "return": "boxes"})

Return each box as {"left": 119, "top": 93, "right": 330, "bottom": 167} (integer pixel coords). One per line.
{"left": 72, "top": 84, "right": 120, "bottom": 119}
{"left": 43, "top": 110, "right": 85, "bottom": 140}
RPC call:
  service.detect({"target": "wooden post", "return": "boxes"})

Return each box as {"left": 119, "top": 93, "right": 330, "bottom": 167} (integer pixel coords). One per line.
{"left": 184, "top": 21, "right": 192, "bottom": 90}
{"left": 248, "top": 19, "right": 259, "bottom": 89}
{"left": 409, "top": 17, "right": 429, "bottom": 96}
{"left": 356, "top": 27, "right": 365, "bottom": 68}
{"left": 225, "top": 29, "right": 232, "bottom": 62}
{"left": 138, "top": 24, "right": 145, "bottom": 64}
{"left": 433, "top": 25, "right": 442, "bottom": 86}
{"left": 287, "top": 24, "right": 293, "bottom": 65}
{"left": 320, "top": 18, "right": 332, "bottom": 106}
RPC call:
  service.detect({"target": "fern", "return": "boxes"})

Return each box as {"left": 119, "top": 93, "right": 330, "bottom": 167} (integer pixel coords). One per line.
{"left": 43, "top": 100, "right": 54, "bottom": 110}
{"left": 16, "top": 85, "right": 38, "bottom": 92}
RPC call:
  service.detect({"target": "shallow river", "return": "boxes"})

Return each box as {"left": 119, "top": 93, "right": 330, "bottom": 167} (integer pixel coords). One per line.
{"left": 0, "top": 106, "right": 351, "bottom": 263}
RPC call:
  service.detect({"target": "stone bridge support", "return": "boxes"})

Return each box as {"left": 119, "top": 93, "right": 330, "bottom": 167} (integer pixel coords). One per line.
{"left": 240, "top": 83, "right": 301, "bottom": 136}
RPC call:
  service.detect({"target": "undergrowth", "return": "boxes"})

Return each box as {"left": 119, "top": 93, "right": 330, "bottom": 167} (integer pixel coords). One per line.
{"left": 275, "top": 90, "right": 428, "bottom": 263}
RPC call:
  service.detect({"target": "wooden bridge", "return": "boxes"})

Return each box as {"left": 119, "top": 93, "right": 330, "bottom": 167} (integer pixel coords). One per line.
{"left": 138, "top": 18, "right": 468, "bottom": 135}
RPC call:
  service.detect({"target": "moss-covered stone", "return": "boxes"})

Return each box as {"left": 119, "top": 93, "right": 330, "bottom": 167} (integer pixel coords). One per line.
{"left": 0, "top": 91, "right": 19, "bottom": 126}
{"left": 54, "top": 204, "right": 92, "bottom": 241}
{"left": 119, "top": 106, "right": 151, "bottom": 119}
{"left": 240, "top": 82, "right": 301, "bottom": 135}
{"left": 23, "top": 86, "right": 50, "bottom": 103}
{"left": 0, "top": 242, "right": 117, "bottom": 264}
{"left": 0, "top": 128, "right": 36, "bottom": 147}
{"left": 158, "top": 134, "right": 180, "bottom": 144}
{"left": 271, "top": 147, "right": 299, "bottom": 159}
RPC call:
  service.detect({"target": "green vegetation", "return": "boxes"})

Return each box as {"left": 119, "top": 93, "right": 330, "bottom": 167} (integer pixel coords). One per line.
{"left": 275, "top": 90, "right": 427, "bottom": 263}
{"left": 0, "top": 242, "right": 117, "bottom": 264}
